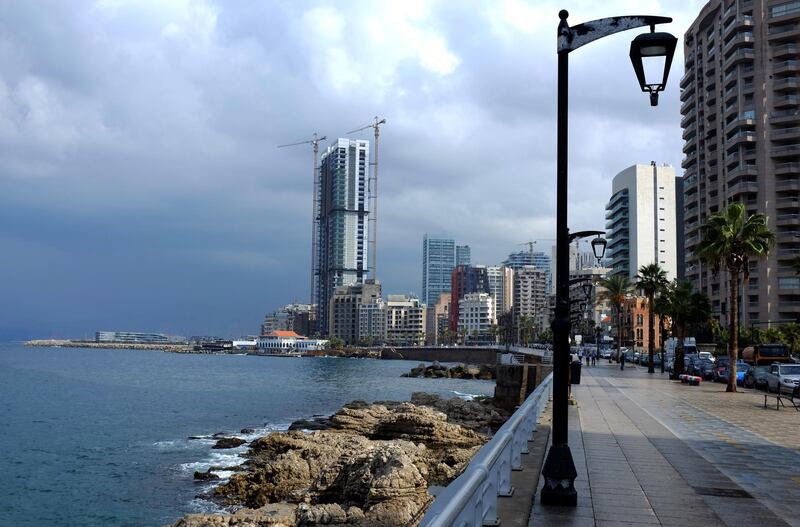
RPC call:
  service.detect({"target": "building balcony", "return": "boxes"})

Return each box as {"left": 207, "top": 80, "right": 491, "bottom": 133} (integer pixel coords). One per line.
{"left": 684, "top": 173, "right": 698, "bottom": 187}
{"left": 723, "top": 49, "right": 755, "bottom": 69}
{"left": 771, "top": 108, "right": 800, "bottom": 124}
{"left": 776, "top": 213, "right": 800, "bottom": 226}
{"left": 777, "top": 178, "right": 800, "bottom": 192}
{"left": 728, "top": 164, "right": 758, "bottom": 179}
{"left": 776, "top": 197, "right": 800, "bottom": 210}
{"left": 728, "top": 179, "right": 759, "bottom": 195}
{"left": 773, "top": 43, "right": 799, "bottom": 59}
{"left": 774, "top": 77, "right": 800, "bottom": 91}
{"left": 775, "top": 162, "right": 800, "bottom": 175}
{"left": 681, "top": 94, "right": 697, "bottom": 114}
{"left": 774, "top": 94, "right": 800, "bottom": 107}
{"left": 771, "top": 144, "right": 800, "bottom": 158}
{"left": 724, "top": 33, "right": 755, "bottom": 55}
{"left": 773, "top": 126, "right": 800, "bottom": 141}
{"left": 724, "top": 15, "right": 754, "bottom": 37}
{"left": 681, "top": 111, "right": 697, "bottom": 128}
{"left": 768, "top": 24, "right": 800, "bottom": 42}
{"left": 680, "top": 69, "right": 696, "bottom": 89}
{"left": 725, "top": 116, "right": 756, "bottom": 133}
{"left": 725, "top": 131, "right": 757, "bottom": 146}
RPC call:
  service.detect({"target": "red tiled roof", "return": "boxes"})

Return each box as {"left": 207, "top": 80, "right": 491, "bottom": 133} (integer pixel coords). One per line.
{"left": 268, "top": 330, "right": 301, "bottom": 338}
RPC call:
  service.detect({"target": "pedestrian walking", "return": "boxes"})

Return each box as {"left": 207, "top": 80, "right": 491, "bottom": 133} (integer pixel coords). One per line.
{"left": 585, "top": 353, "right": 590, "bottom": 366}
{"left": 591, "top": 352, "right": 596, "bottom": 366}
{"left": 620, "top": 352, "right": 626, "bottom": 370}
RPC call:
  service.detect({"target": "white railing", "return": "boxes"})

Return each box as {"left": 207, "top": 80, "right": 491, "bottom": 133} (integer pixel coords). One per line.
{"left": 420, "top": 373, "right": 553, "bottom": 527}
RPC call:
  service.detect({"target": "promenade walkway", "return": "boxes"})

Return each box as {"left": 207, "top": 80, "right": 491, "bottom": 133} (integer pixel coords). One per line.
{"left": 523, "top": 361, "right": 800, "bottom": 527}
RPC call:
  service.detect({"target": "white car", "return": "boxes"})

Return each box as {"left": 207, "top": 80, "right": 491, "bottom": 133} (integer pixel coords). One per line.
{"left": 765, "top": 363, "right": 800, "bottom": 394}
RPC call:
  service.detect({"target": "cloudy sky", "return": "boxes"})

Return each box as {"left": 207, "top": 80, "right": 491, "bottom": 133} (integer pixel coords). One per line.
{"left": 0, "top": 0, "right": 707, "bottom": 339}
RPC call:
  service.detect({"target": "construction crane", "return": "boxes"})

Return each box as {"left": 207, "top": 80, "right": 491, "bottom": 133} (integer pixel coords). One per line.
{"left": 347, "top": 117, "right": 386, "bottom": 281}
{"left": 278, "top": 133, "right": 327, "bottom": 307}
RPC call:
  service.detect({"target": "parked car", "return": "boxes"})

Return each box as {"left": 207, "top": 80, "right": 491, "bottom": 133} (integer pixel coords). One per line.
{"left": 764, "top": 363, "right": 800, "bottom": 394}
{"left": 715, "top": 360, "right": 748, "bottom": 385}
{"left": 601, "top": 349, "right": 612, "bottom": 359}
{"left": 713, "top": 357, "right": 730, "bottom": 383}
{"left": 743, "top": 365, "right": 770, "bottom": 390}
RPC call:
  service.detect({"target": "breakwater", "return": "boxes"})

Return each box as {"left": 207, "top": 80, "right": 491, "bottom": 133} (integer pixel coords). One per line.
{"left": 25, "top": 339, "right": 194, "bottom": 352}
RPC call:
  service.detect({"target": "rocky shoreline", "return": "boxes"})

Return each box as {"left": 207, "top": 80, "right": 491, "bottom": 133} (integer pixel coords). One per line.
{"left": 401, "top": 361, "right": 496, "bottom": 380}
{"left": 171, "top": 393, "right": 509, "bottom": 527}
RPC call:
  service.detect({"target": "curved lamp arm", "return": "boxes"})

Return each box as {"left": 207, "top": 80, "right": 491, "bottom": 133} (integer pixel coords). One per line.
{"left": 558, "top": 12, "right": 672, "bottom": 54}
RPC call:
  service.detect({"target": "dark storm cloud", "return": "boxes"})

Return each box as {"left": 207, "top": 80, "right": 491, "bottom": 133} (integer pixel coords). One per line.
{"left": 0, "top": 0, "right": 705, "bottom": 338}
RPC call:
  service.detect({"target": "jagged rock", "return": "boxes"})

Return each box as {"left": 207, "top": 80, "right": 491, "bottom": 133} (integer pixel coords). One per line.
{"left": 241, "top": 428, "right": 256, "bottom": 435}
{"left": 213, "top": 437, "right": 247, "bottom": 449}
{"left": 194, "top": 469, "right": 220, "bottom": 481}
{"left": 172, "top": 503, "right": 297, "bottom": 526}
{"left": 410, "top": 392, "right": 509, "bottom": 434}
{"left": 288, "top": 418, "right": 332, "bottom": 431}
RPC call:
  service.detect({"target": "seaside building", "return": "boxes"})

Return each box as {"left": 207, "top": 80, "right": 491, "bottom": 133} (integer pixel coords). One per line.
{"left": 512, "top": 266, "right": 549, "bottom": 338}
{"left": 256, "top": 331, "right": 328, "bottom": 353}
{"left": 386, "top": 295, "right": 426, "bottom": 346}
{"left": 458, "top": 292, "right": 495, "bottom": 343}
{"left": 328, "top": 280, "right": 381, "bottom": 345}
{"left": 260, "top": 303, "right": 315, "bottom": 336}
{"left": 486, "top": 265, "right": 514, "bottom": 317}
{"left": 568, "top": 267, "right": 611, "bottom": 340}
{"left": 316, "top": 138, "right": 370, "bottom": 335}
{"left": 681, "top": 0, "right": 800, "bottom": 326}
{"left": 95, "top": 331, "right": 186, "bottom": 344}
{"left": 456, "top": 245, "right": 472, "bottom": 266}
{"left": 449, "top": 265, "right": 491, "bottom": 333}
{"left": 425, "top": 292, "right": 451, "bottom": 345}
{"left": 421, "top": 234, "right": 457, "bottom": 306}
{"left": 503, "top": 250, "right": 552, "bottom": 295}
{"left": 358, "top": 300, "right": 387, "bottom": 345}
{"left": 605, "top": 163, "right": 679, "bottom": 281}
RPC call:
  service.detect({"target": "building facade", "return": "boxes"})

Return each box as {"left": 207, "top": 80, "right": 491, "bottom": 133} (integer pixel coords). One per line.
{"left": 503, "top": 250, "right": 552, "bottom": 294}
{"left": 261, "top": 303, "right": 315, "bottom": 336}
{"left": 682, "top": 0, "right": 800, "bottom": 326}
{"left": 425, "top": 292, "right": 451, "bottom": 345}
{"left": 386, "top": 295, "right": 426, "bottom": 346}
{"left": 458, "top": 292, "right": 495, "bottom": 342}
{"left": 605, "top": 163, "right": 679, "bottom": 281}
{"left": 450, "top": 265, "right": 491, "bottom": 333}
{"left": 456, "top": 245, "right": 472, "bottom": 266}
{"left": 317, "top": 138, "right": 370, "bottom": 335}
{"left": 512, "top": 266, "right": 550, "bottom": 337}
{"left": 95, "top": 331, "right": 186, "bottom": 344}
{"left": 328, "top": 280, "right": 381, "bottom": 345}
{"left": 358, "top": 300, "right": 387, "bottom": 345}
{"left": 486, "top": 265, "right": 514, "bottom": 317}
{"left": 421, "top": 234, "right": 456, "bottom": 306}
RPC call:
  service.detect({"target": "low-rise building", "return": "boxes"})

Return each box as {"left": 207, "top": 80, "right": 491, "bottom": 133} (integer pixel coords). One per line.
{"left": 386, "top": 295, "right": 426, "bottom": 346}
{"left": 329, "top": 280, "right": 382, "bottom": 345}
{"left": 358, "top": 300, "right": 387, "bottom": 345}
{"left": 95, "top": 331, "right": 187, "bottom": 344}
{"left": 257, "top": 331, "right": 327, "bottom": 353}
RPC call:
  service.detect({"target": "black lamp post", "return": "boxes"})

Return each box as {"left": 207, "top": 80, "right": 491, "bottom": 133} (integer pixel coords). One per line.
{"left": 542, "top": 10, "right": 676, "bottom": 507}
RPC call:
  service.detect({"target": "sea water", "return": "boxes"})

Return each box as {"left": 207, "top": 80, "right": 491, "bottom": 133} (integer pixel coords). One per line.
{"left": 0, "top": 343, "right": 494, "bottom": 526}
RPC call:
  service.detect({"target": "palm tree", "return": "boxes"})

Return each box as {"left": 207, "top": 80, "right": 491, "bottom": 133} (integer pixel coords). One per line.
{"left": 637, "top": 263, "right": 669, "bottom": 374}
{"left": 694, "top": 203, "right": 775, "bottom": 392}
{"left": 664, "top": 280, "right": 711, "bottom": 378}
{"left": 597, "top": 275, "right": 632, "bottom": 360}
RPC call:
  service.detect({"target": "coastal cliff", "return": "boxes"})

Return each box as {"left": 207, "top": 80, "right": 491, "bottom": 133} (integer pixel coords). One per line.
{"left": 171, "top": 394, "right": 509, "bottom": 527}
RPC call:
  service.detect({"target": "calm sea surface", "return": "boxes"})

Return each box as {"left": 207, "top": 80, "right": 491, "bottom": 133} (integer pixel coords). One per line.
{"left": 0, "top": 342, "right": 494, "bottom": 526}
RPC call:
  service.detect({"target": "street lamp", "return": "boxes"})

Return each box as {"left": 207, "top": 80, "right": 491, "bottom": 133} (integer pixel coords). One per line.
{"left": 543, "top": 10, "right": 675, "bottom": 507}
{"left": 591, "top": 235, "right": 608, "bottom": 262}
{"left": 629, "top": 28, "right": 678, "bottom": 106}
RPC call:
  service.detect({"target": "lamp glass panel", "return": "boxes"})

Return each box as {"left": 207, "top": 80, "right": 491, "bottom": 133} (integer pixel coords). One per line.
{"left": 642, "top": 55, "right": 667, "bottom": 86}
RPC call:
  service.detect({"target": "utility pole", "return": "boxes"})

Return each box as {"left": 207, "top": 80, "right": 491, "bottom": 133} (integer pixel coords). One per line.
{"left": 347, "top": 117, "right": 386, "bottom": 281}
{"left": 277, "top": 133, "right": 327, "bottom": 307}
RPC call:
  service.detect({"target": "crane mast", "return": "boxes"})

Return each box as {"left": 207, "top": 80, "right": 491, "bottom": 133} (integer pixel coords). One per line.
{"left": 347, "top": 117, "right": 386, "bottom": 282}
{"left": 278, "top": 133, "right": 326, "bottom": 308}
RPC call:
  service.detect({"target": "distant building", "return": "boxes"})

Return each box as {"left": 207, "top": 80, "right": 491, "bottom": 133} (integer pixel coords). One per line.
{"left": 257, "top": 331, "right": 327, "bottom": 353}
{"left": 619, "top": 297, "right": 663, "bottom": 353}
{"left": 426, "top": 292, "right": 451, "bottom": 346}
{"left": 421, "top": 234, "right": 456, "bottom": 306}
{"left": 450, "top": 265, "right": 491, "bottom": 333}
{"left": 486, "top": 265, "right": 514, "bottom": 317}
{"left": 458, "top": 292, "right": 494, "bottom": 343}
{"left": 503, "top": 250, "right": 552, "bottom": 295}
{"left": 316, "top": 138, "right": 370, "bottom": 335}
{"left": 358, "top": 300, "right": 387, "bottom": 345}
{"left": 456, "top": 245, "right": 472, "bottom": 266}
{"left": 95, "top": 331, "right": 186, "bottom": 344}
{"left": 605, "top": 163, "right": 678, "bottom": 281}
{"left": 261, "top": 303, "right": 315, "bottom": 336}
{"left": 386, "top": 295, "right": 426, "bottom": 346}
{"left": 569, "top": 267, "right": 611, "bottom": 339}
{"left": 513, "top": 266, "right": 549, "bottom": 337}
{"left": 329, "top": 280, "right": 382, "bottom": 345}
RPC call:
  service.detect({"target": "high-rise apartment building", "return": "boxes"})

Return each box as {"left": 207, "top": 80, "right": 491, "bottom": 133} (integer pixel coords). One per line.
{"left": 317, "top": 138, "right": 370, "bottom": 334}
{"left": 456, "top": 245, "right": 472, "bottom": 266}
{"left": 421, "top": 234, "right": 456, "bottom": 306}
{"left": 458, "top": 292, "right": 495, "bottom": 342}
{"left": 682, "top": 0, "right": 800, "bottom": 325}
{"left": 503, "top": 250, "right": 552, "bottom": 294}
{"left": 425, "top": 292, "right": 451, "bottom": 345}
{"left": 513, "top": 266, "right": 550, "bottom": 335}
{"left": 605, "top": 163, "right": 679, "bottom": 281}
{"left": 386, "top": 295, "right": 426, "bottom": 346}
{"left": 486, "top": 265, "right": 514, "bottom": 317}
{"left": 450, "top": 265, "right": 491, "bottom": 332}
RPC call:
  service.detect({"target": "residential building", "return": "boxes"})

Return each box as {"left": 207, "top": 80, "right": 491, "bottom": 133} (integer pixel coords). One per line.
{"left": 358, "top": 300, "right": 387, "bottom": 345}
{"left": 386, "top": 295, "right": 426, "bottom": 346}
{"left": 619, "top": 297, "right": 663, "bottom": 353}
{"left": 682, "top": 0, "right": 800, "bottom": 326}
{"left": 426, "top": 292, "right": 451, "bottom": 345}
{"left": 261, "top": 303, "right": 315, "bottom": 336}
{"left": 450, "top": 265, "right": 491, "bottom": 333}
{"left": 513, "top": 266, "right": 550, "bottom": 337}
{"left": 316, "top": 138, "right": 370, "bottom": 335}
{"left": 458, "top": 292, "right": 494, "bottom": 343}
{"left": 421, "top": 234, "right": 456, "bottom": 306}
{"left": 569, "top": 267, "right": 611, "bottom": 339}
{"left": 503, "top": 250, "right": 552, "bottom": 294}
{"left": 456, "top": 245, "right": 472, "bottom": 266}
{"left": 328, "top": 280, "right": 381, "bottom": 345}
{"left": 605, "top": 163, "right": 679, "bottom": 281}
{"left": 487, "top": 265, "right": 514, "bottom": 317}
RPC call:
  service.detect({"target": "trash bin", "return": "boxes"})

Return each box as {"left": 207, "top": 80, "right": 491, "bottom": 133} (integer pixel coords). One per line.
{"left": 570, "top": 361, "right": 582, "bottom": 384}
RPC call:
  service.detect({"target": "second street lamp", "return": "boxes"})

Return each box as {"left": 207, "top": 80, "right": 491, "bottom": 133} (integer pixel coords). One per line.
{"left": 543, "top": 10, "right": 676, "bottom": 507}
